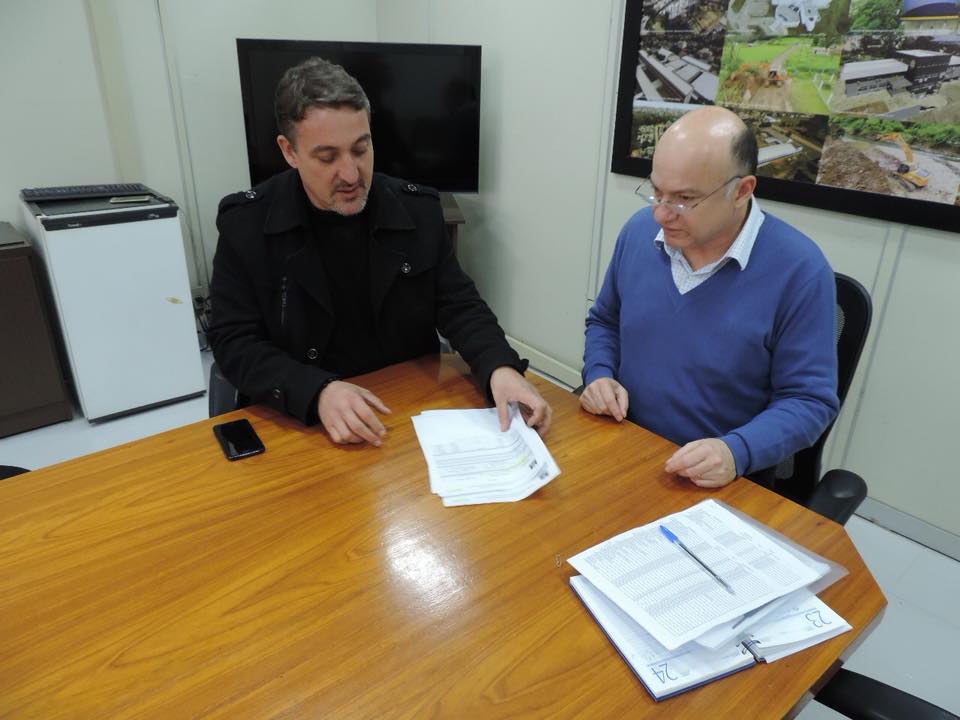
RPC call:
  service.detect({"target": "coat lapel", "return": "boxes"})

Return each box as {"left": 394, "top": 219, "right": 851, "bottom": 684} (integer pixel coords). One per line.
{"left": 263, "top": 171, "right": 335, "bottom": 316}
{"left": 369, "top": 177, "right": 417, "bottom": 313}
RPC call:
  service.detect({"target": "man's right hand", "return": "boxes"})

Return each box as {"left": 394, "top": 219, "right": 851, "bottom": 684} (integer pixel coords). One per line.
{"left": 317, "top": 381, "right": 392, "bottom": 447}
{"left": 579, "top": 377, "right": 629, "bottom": 422}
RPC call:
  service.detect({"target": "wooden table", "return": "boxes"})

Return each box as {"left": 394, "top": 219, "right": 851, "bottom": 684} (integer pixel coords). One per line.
{"left": 0, "top": 355, "right": 885, "bottom": 719}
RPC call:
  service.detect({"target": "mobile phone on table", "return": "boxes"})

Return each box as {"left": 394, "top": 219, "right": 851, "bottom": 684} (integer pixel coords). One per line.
{"left": 213, "top": 418, "right": 265, "bottom": 460}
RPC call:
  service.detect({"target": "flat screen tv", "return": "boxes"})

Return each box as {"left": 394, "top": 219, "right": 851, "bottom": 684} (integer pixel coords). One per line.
{"left": 236, "top": 39, "right": 482, "bottom": 193}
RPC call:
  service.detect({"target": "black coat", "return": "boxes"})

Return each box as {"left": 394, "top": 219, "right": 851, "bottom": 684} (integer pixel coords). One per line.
{"left": 208, "top": 169, "right": 524, "bottom": 424}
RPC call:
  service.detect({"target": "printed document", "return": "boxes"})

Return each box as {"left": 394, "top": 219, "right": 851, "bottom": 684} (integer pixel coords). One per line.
{"left": 412, "top": 406, "right": 559, "bottom": 506}
{"left": 568, "top": 499, "right": 829, "bottom": 649}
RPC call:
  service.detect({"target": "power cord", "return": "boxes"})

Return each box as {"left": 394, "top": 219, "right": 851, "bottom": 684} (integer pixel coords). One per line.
{"left": 193, "top": 295, "right": 212, "bottom": 351}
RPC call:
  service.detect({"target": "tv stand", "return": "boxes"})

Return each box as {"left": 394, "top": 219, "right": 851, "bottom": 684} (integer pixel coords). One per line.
{"left": 440, "top": 193, "right": 465, "bottom": 251}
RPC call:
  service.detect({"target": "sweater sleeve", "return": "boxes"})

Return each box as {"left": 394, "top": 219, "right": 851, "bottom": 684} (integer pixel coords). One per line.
{"left": 720, "top": 263, "right": 840, "bottom": 476}
{"left": 583, "top": 226, "right": 628, "bottom": 386}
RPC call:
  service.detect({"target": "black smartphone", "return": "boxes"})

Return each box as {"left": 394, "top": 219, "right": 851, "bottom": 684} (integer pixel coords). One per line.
{"left": 212, "top": 418, "right": 265, "bottom": 461}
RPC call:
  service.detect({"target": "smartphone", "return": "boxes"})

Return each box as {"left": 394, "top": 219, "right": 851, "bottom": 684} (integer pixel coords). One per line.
{"left": 212, "top": 418, "right": 265, "bottom": 461}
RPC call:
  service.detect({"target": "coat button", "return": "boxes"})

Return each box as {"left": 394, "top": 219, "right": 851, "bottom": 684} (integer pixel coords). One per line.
{"left": 400, "top": 262, "right": 412, "bottom": 274}
{"left": 244, "top": 190, "right": 256, "bottom": 199}
{"left": 272, "top": 388, "right": 281, "bottom": 399}
{"left": 406, "top": 183, "right": 418, "bottom": 192}
{"left": 306, "top": 348, "right": 318, "bottom": 360}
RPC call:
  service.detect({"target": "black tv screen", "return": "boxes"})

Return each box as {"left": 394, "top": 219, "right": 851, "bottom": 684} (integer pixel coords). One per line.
{"left": 236, "top": 39, "right": 481, "bottom": 193}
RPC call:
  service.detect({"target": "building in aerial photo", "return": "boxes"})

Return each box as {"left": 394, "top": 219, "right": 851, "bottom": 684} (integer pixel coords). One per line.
{"left": 840, "top": 49, "right": 960, "bottom": 96}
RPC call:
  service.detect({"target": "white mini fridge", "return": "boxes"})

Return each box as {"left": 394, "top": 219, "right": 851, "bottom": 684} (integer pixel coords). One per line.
{"left": 21, "top": 188, "right": 205, "bottom": 421}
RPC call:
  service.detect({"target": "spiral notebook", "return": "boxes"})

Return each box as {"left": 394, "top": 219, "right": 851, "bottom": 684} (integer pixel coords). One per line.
{"left": 571, "top": 575, "right": 851, "bottom": 701}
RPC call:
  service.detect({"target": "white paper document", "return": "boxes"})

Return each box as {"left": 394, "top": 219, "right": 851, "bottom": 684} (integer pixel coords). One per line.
{"left": 568, "top": 499, "right": 829, "bottom": 650}
{"left": 411, "top": 406, "right": 559, "bottom": 506}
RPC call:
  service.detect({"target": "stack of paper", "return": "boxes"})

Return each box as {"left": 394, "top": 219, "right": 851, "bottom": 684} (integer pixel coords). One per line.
{"left": 411, "top": 406, "right": 560, "bottom": 506}
{"left": 568, "top": 499, "right": 852, "bottom": 700}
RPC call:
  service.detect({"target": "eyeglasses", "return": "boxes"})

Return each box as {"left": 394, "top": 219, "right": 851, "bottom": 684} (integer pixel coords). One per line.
{"left": 634, "top": 176, "right": 742, "bottom": 215}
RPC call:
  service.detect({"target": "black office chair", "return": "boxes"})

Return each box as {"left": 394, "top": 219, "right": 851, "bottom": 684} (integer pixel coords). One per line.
{"left": 0, "top": 465, "right": 30, "bottom": 480}
{"left": 762, "top": 272, "right": 872, "bottom": 525}
{"left": 208, "top": 362, "right": 243, "bottom": 418}
{"left": 814, "top": 667, "right": 959, "bottom": 720}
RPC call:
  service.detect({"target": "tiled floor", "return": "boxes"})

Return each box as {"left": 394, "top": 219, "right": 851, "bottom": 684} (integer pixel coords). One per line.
{"left": 2, "top": 353, "right": 958, "bottom": 716}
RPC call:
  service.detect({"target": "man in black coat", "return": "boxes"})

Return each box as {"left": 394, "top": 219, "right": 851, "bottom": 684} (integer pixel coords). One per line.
{"left": 209, "top": 57, "right": 551, "bottom": 447}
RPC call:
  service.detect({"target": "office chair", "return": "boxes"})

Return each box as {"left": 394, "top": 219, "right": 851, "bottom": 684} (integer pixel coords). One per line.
{"left": 814, "top": 667, "right": 959, "bottom": 720}
{"left": 0, "top": 465, "right": 30, "bottom": 480}
{"left": 208, "top": 362, "right": 243, "bottom": 418}
{"left": 764, "top": 272, "right": 873, "bottom": 525}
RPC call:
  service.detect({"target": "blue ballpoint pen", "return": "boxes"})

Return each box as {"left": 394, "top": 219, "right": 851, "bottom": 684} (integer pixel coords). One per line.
{"left": 659, "top": 524, "right": 735, "bottom": 595}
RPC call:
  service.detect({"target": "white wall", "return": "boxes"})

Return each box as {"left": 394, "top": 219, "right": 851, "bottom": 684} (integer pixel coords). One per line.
{"left": 0, "top": 0, "right": 117, "bottom": 230}
{"left": 85, "top": 0, "right": 202, "bottom": 287}
{"left": 376, "top": 0, "right": 619, "bottom": 382}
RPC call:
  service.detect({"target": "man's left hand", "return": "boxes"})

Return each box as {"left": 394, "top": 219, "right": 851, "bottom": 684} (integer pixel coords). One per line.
{"left": 489, "top": 366, "right": 553, "bottom": 436}
{"left": 665, "top": 438, "right": 737, "bottom": 488}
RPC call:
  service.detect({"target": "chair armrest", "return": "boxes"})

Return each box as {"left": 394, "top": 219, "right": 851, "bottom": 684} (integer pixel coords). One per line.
{"left": 815, "top": 668, "right": 959, "bottom": 720}
{"left": 807, "top": 468, "right": 867, "bottom": 525}
{"left": 208, "top": 362, "right": 239, "bottom": 418}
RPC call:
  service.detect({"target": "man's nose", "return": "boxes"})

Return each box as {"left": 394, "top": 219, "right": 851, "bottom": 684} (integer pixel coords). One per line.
{"left": 653, "top": 202, "right": 678, "bottom": 222}
{"left": 338, "top": 158, "right": 360, "bottom": 184}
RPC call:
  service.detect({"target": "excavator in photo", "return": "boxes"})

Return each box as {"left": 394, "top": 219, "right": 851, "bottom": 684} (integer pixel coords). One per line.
{"left": 880, "top": 133, "right": 930, "bottom": 190}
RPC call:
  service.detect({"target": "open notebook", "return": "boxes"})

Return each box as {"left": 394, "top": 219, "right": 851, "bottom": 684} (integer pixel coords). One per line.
{"left": 571, "top": 575, "right": 851, "bottom": 701}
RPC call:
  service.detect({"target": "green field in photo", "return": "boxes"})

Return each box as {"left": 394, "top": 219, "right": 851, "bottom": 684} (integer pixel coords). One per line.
{"left": 790, "top": 80, "right": 829, "bottom": 114}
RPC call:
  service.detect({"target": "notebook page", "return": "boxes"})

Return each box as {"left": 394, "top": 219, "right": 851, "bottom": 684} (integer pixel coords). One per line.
{"left": 571, "top": 576, "right": 753, "bottom": 700}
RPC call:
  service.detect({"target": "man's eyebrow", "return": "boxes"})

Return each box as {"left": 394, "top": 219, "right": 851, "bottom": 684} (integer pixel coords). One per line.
{"left": 650, "top": 179, "right": 700, "bottom": 194}
{"left": 308, "top": 134, "right": 372, "bottom": 155}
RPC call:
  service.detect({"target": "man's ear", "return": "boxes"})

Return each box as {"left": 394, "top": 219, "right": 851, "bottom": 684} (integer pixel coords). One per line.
{"left": 277, "top": 134, "right": 298, "bottom": 169}
{"left": 734, "top": 175, "right": 757, "bottom": 207}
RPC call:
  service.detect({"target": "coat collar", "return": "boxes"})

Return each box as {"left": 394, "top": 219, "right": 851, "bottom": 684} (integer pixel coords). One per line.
{"left": 262, "top": 170, "right": 416, "bottom": 236}
{"left": 273, "top": 171, "right": 420, "bottom": 317}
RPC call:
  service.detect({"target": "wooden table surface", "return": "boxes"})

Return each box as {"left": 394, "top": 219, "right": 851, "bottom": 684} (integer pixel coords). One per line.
{"left": 0, "top": 355, "right": 886, "bottom": 719}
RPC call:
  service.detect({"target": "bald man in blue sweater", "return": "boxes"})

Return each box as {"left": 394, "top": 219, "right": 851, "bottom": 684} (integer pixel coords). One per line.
{"left": 582, "top": 106, "right": 839, "bottom": 489}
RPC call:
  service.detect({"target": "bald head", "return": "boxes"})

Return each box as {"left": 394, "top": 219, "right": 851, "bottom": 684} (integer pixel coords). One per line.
{"left": 655, "top": 106, "right": 757, "bottom": 181}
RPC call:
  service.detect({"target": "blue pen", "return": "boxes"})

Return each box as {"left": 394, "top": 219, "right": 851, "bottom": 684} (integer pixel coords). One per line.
{"left": 659, "top": 524, "right": 735, "bottom": 595}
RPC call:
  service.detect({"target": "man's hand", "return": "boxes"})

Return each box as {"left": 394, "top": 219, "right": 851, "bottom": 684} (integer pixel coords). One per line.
{"left": 579, "top": 377, "right": 629, "bottom": 422}
{"left": 665, "top": 438, "right": 737, "bottom": 488}
{"left": 317, "top": 381, "right": 391, "bottom": 447}
{"left": 489, "top": 366, "right": 552, "bottom": 436}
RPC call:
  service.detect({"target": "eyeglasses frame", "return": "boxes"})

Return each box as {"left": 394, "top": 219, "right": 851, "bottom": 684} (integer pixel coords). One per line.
{"left": 634, "top": 175, "right": 744, "bottom": 215}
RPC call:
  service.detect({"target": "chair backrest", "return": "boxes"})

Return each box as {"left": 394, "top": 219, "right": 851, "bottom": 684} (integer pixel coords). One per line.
{"left": 208, "top": 362, "right": 242, "bottom": 418}
{"left": 774, "top": 272, "right": 873, "bottom": 503}
{"left": 0, "top": 465, "right": 30, "bottom": 480}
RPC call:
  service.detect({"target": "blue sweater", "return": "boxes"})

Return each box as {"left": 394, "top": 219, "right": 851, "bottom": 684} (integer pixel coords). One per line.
{"left": 583, "top": 207, "right": 839, "bottom": 476}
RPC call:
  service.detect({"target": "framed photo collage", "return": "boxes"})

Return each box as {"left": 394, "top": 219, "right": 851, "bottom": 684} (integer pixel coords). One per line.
{"left": 610, "top": 0, "right": 960, "bottom": 231}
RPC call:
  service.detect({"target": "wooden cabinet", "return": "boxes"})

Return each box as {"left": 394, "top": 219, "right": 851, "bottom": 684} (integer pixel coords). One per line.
{"left": 0, "top": 222, "right": 72, "bottom": 437}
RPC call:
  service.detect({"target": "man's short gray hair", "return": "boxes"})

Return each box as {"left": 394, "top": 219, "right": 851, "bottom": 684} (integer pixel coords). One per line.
{"left": 274, "top": 57, "right": 371, "bottom": 142}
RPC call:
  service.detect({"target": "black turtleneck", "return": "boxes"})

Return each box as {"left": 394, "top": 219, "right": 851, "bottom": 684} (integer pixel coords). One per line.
{"left": 306, "top": 197, "right": 386, "bottom": 378}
